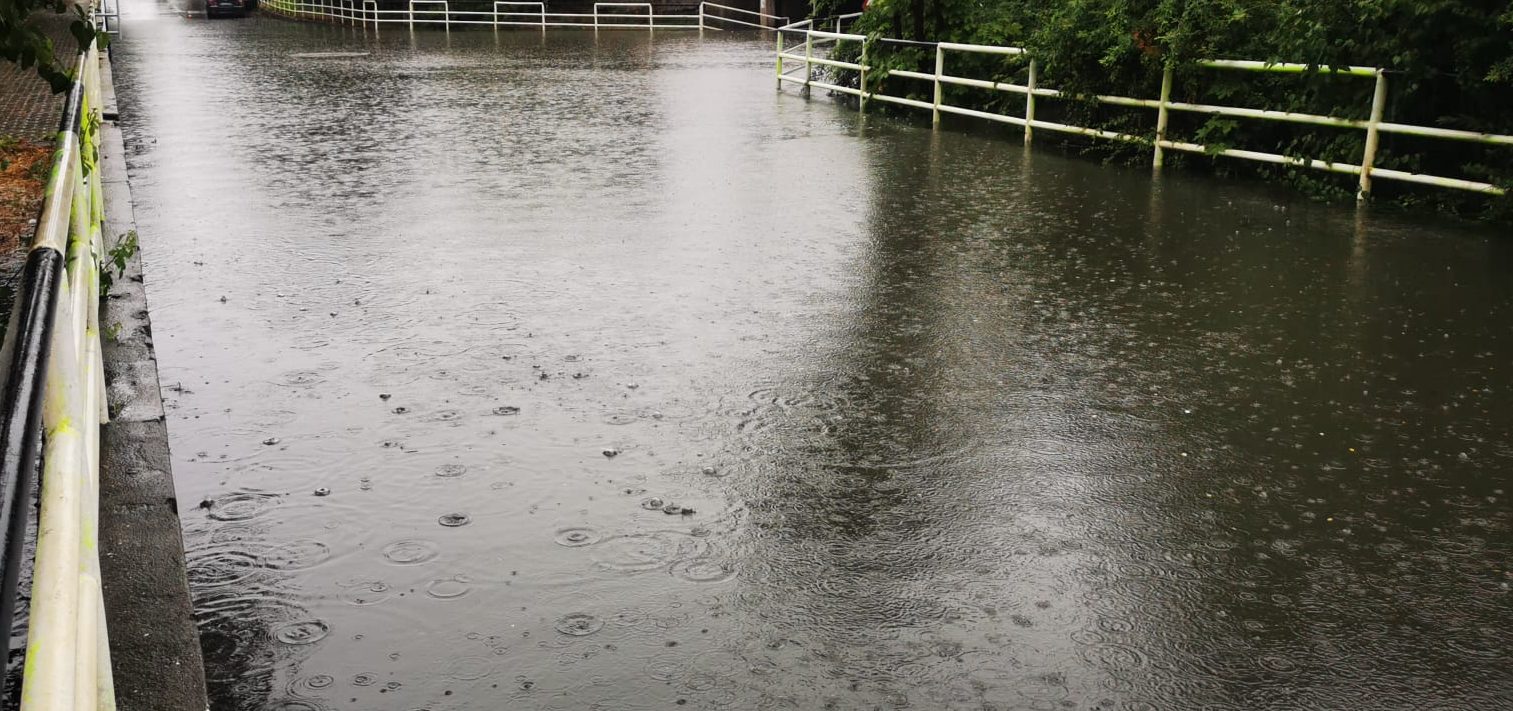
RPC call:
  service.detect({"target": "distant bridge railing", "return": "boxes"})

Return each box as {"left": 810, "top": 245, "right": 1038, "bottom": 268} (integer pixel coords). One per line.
{"left": 260, "top": 0, "right": 787, "bottom": 31}
{"left": 776, "top": 21, "right": 1511, "bottom": 200}
{"left": 0, "top": 37, "right": 118, "bottom": 711}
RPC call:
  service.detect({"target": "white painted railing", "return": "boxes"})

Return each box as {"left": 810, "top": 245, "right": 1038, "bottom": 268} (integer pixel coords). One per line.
{"left": 94, "top": 0, "right": 122, "bottom": 35}
{"left": 10, "top": 38, "right": 118, "bottom": 711}
{"left": 777, "top": 23, "right": 1511, "bottom": 199}
{"left": 408, "top": 0, "right": 448, "bottom": 30}
{"left": 264, "top": 0, "right": 780, "bottom": 31}
{"left": 593, "top": 2, "right": 650, "bottom": 29}
{"left": 698, "top": 2, "right": 785, "bottom": 30}
{"left": 492, "top": 1, "right": 544, "bottom": 28}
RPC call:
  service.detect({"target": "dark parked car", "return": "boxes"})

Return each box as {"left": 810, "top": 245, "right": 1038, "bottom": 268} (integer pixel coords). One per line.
{"left": 205, "top": 0, "right": 249, "bottom": 17}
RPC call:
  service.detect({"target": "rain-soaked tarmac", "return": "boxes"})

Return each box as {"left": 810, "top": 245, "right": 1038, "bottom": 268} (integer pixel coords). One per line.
{"left": 109, "top": 4, "right": 1513, "bottom": 710}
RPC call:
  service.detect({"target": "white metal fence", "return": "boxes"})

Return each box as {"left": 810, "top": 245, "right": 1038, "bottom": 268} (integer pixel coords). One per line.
{"left": 776, "top": 20, "right": 1511, "bottom": 199}
{"left": 261, "top": 0, "right": 787, "bottom": 31}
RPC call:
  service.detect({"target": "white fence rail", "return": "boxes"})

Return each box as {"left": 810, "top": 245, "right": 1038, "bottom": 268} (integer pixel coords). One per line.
{"left": 493, "top": 1, "right": 544, "bottom": 28}
{"left": 776, "top": 23, "right": 1510, "bottom": 199}
{"left": 262, "top": 0, "right": 786, "bottom": 31}
{"left": 11, "top": 39, "right": 118, "bottom": 711}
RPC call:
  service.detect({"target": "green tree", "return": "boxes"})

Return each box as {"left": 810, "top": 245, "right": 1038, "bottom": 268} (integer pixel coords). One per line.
{"left": 1, "top": 0, "right": 106, "bottom": 93}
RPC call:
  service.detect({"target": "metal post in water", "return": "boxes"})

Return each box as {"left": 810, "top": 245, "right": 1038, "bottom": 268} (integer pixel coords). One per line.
{"left": 1153, "top": 65, "right": 1173, "bottom": 168}
{"left": 859, "top": 40, "right": 868, "bottom": 113}
{"left": 1358, "top": 70, "right": 1388, "bottom": 201}
{"left": 802, "top": 30, "right": 812, "bottom": 98}
{"left": 776, "top": 31, "right": 784, "bottom": 89}
{"left": 931, "top": 44, "right": 943, "bottom": 128}
{"left": 1024, "top": 59, "right": 1037, "bottom": 144}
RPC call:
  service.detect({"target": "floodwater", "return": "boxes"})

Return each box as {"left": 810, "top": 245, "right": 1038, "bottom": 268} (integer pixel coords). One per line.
{"left": 109, "top": 5, "right": 1513, "bottom": 710}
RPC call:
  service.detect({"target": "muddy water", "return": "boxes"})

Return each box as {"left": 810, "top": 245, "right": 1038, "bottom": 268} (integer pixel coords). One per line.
{"left": 109, "top": 6, "right": 1513, "bottom": 710}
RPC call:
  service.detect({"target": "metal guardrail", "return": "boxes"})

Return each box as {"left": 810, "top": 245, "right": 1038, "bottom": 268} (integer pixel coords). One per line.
{"left": 94, "top": 0, "right": 122, "bottom": 35}
{"left": 0, "top": 37, "right": 117, "bottom": 711}
{"left": 261, "top": 0, "right": 787, "bottom": 31}
{"left": 776, "top": 23, "right": 1511, "bottom": 200}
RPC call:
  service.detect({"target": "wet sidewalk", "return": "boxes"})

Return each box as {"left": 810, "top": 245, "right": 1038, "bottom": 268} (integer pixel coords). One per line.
{"left": 0, "top": 62, "right": 62, "bottom": 143}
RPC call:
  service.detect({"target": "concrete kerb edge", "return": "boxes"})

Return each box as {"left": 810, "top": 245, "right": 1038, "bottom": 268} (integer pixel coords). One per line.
{"left": 95, "top": 51, "right": 212, "bottom": 711}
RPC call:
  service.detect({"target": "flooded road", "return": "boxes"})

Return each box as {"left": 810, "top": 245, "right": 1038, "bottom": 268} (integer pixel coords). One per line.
{"left": 109, "top": 6, "right": 1513, "bottom": 710}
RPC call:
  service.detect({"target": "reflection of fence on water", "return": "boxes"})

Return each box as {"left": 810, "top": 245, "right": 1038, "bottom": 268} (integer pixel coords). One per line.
{"left": 261, "top": 0, "right": 787, "bottom": 32}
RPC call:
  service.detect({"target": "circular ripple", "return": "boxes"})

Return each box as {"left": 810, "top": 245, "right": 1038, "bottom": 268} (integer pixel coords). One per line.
{"left": 338, "top": 580, "right": 393, "bottom": 606}
{"left": 601, "top": 411, "right": 638, "bottom": 425}
{"left": 670, "top": 558, "right": 736, "bottom": 584}
{"left": 189, "top": 550, "right": 262, "bottom": 588}
{"left": 275, "top": 620, "right": 330, "bottom": 645}
{"left": 382, "top": 539, "right": 440, "bottom": 565}
{"left": 1078, "top": 643, "right": 1149, "bottom": 676}
{"left": 435, "top": 464, "right": 468, "bottom": 478}
{"left": 208, "top": 524, "right": 261, "bottom": 545}
{"left": 1258, "top": 655, "right": 1299, "bottom": 673}
{"left": 207, "top": 491, "right": 280, "bottom": 522}
{"left": 644, "top": 652, "right": 688, "bottom": 681}
{"left": 438, "top": 513, "right": 471, "bottom": 527}
{"left": 592, "top": 534, "right": 684, "bottom": 573}
{"left": 1071, "top": 629, "right": 1107, "bottom": 645}
{"left": 352, "top": 673, "right": 377, "bottom": 687}
{"left": 278, "top": 370, "right": 325, "bottom": 388}
{"left": 430, "top": 409, "right": 463, "bottom": 422}
{"left": 555, "top": 613, "right": 605, "bottom": 637}
{"left": 287, "top": 674, "right": 334, "bottom": 698}
{"left": 555, "top": 527, "right": 601, "bottom": 547}
{"left": 265, "top": 702, "right": 321, "bottom": 711}
{"left": 444, "top": 655, "right": 495, "bottom": 680}
{"left": 426, "top": 576, "right": 473, "bottom": 600}
{"left": 260, "top": 539, "right": 331, "bottom": 571}
{"left": 1024, "top": 439, "right": 1070, "bottom": 456}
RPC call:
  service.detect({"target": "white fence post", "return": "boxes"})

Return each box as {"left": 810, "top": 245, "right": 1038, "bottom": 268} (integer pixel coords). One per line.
{"left": 859, "top": 39, "right": 868, "bottom": 113}
{"left": 776, "top": 31, "right": 784, "bottom": 89}
{"left": 1358, "top": 69, "right": 1388, "bottom": 201}
{"left": 802, "top": 29, "right": 812, "bottom": 97}
{"left": 1024, "top": 58, "right": 1037, "bottom": 144}
{"left": 931, "top": 44, "right": 944, "bottom": 128}
{"left": 1153, "top": 65, "right": 1173, "bottom": 168}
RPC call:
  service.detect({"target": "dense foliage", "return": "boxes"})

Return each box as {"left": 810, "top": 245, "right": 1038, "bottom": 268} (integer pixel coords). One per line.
{"left": 1, "top": 0, "right": 105, "bottom": 93}
{"left": 818, "top": 0, "right": 1513, "bottom": 218}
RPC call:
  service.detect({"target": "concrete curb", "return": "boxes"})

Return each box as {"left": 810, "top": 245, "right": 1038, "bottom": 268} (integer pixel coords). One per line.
{"left": 96, "top": 53, "right": 211, "bottom": 711}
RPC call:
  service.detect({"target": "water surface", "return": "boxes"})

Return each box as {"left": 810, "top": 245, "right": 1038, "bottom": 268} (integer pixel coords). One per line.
{"left": 111, "top": 7, "right": 1513, "bottom": 710}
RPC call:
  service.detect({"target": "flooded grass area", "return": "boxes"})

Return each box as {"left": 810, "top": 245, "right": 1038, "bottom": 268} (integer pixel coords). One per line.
{"left": 110, "top": 6, "right": 1513, "bottom": 710}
